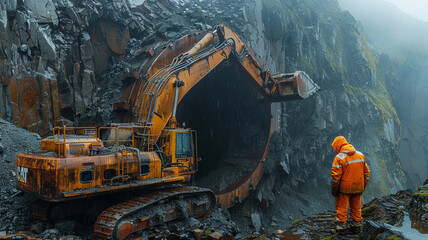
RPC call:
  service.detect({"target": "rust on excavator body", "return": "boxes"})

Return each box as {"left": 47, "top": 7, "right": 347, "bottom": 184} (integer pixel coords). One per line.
{"left": 15, "top": 24, "right": 319, "bottom": 238}
{"left": 16, "top": 126, "right": 195, "bottom": 202}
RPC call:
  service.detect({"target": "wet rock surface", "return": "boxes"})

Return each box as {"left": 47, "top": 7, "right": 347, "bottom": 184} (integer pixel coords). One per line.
{"left": 0, "top": 0, "right": 423, "bottom": 239}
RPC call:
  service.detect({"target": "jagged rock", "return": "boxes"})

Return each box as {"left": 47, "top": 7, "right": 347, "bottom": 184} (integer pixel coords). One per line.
{"left": 19, "top": 44, "right": 28, "bottom": 53}
{"left": 81, "top": 69, "right": 95, "bottom": 106}
{"left": 24, "top": 0, "right": 58, "bottom": 26}
{"left": 40, "top": 229, "right": 60, "bottom": 239}
{"left": 250, "top": 212, "right": 261, "bottom": 232}
{"left": 80, "top": 32, "right": 94, "bottom": 70}
{"left": 66, "top": 5, "right": 82, "bottom": 26}
{"left": 7, "top": 72, "right": 60, "bottom": 135}
{"left": 28, "top": 19, "right": 39, "bottom": 47}
{"left": 193, "top": 229, "right": 202, "bottom": 240}
{"left": 359, "top": 220, "right": 405, "bottom": 240}
{"left": 37, "top": 24, "right": 56, "bottom": 62}
{"left": 0, "top": 3, "right": 8, "bottom": 37}
{"left": 55, "top": 221, "right": 77, "bottom": 234}
{"left": 100, "top": 21, "right": 130, "bottom": 55}
{"left": 207, "top": 232, "right": 223, "bottom": 240}
{"left": 5, "top": 0, "right": 16, "bottom": 15}
{"left": 30, "top": 222, "right": 46, "bottom": 234}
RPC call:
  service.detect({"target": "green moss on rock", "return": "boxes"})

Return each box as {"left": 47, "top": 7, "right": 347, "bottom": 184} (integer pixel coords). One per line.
{"left": 291, "top": 219, "right": 303, "bottom": 225}
{"left": 413, "top": 192, "right": 428, "bottom": 199}
{"left": 387, "top": 235, "right": 402, "bottom": 240}
{"left": 355, "top": 32, "right": 378, "bottom": 70}
{"left": 362, "top": 203, "right": 379, "bottom": 214}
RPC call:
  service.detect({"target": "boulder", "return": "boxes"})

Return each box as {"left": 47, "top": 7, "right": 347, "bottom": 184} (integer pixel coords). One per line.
{"left": 100, "top": 21, "right": 130, "bottom": 55}
{"left": 207, "top": 232, "right": 223, "bottom": 240}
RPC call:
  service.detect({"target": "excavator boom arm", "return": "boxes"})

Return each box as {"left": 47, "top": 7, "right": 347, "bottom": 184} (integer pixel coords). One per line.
{"left": 129, "top": 25, "right": 319, "bottom": 140}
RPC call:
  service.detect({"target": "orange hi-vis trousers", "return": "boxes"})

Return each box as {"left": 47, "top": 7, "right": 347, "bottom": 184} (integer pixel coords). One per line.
{"left": 335, "top": 193, "right": 362, "bottom": 222}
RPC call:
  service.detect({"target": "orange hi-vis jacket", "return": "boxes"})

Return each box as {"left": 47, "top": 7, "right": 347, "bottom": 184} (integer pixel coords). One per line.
{"left": 331, "top": 137, "right": 370, "bottom": 194}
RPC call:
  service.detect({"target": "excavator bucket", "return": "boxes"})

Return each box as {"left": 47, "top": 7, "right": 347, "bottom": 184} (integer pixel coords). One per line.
{"left": 271, "top": 71, "right": 320, "bottom": 101}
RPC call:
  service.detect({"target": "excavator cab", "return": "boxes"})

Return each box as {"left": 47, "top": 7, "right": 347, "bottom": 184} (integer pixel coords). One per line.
{"left": 159, "top": 128, "right": 198, "bottom": 177}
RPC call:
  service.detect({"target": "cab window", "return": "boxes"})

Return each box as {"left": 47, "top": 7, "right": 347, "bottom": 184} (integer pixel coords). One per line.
{"left": 175, "top": 132, "right": 192, "bottom": 158}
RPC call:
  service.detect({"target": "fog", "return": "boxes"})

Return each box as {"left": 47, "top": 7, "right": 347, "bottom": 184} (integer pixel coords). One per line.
{"left": 338, "top": 0, "right": 428, "bottom": 56}
{"left": 339, "top": 0, "right": 428, "bottom": 187}
{"left": 383, "top": 0, "right": 428, "bottom": 22}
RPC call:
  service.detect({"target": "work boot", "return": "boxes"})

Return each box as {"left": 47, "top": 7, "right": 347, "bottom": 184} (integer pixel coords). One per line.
{"left": 350, "top": 220, "right": 362, "bottom": 233}
{"left": 335, "top": 221, "right": 347, "bottom": 234}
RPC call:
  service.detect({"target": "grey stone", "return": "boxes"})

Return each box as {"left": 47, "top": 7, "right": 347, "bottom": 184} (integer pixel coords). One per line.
{"left": 66, "top": 6, "right": 81, "bottom": 25}
{"left": 0, "top": 142, "right": 3, "bottom": 154}
{"left": 0, "top": 4, "right": 7, "bottom": 31}
{"left": 19, "top": 44, "right": 28, "bottom": 53}
{"left": 280, "top": 160, "right": 290, "bottom": 174}
{"left": 33, "top": 133, "right": 42, "bottom": 140}
{"left": 24, "top": 0, "right": 58, "bottom": 26}
{"left": 80, "top": 32, "right": 94, "bottom": 70}
{"left": 55, "top": 221, "right": 76, "bottom": 234}
{"left": 81, "top": 69, "right": 95, "bottom": 106}
{"left": 28, "top": 19, "right": 39, "bottom": 46}
{"left": 5, "top": 0, "right": 17, "bottom": 14}
{"left": 0, "top": 207, "right": 7, "bottom": 214}
{"left": 12, "top": 216, "right": 18, "bottom": 226}
{"left": 250, "top": 212, "right": 261, "bottom": 232}
{"left": 40, "top": 229, "right": 60, "bottom": 239}
{"left": 37, "top": 24, "right": 56, "bottom": 62}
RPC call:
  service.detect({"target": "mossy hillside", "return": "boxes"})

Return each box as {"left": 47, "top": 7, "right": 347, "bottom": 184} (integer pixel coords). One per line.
{"left": 344, "top": 81, "right": 401, "bottom": 139}
{"left": 355, "top": 32, "right": 378, "bottom": 70}
{"left": 263, "top": 0, "right": 347, "bottom": 75}
{"left": 261, "top": 0, "right": 407, "bottom": 202}
{"left": 372, "top": 154, "right": 392, "bottom": 196}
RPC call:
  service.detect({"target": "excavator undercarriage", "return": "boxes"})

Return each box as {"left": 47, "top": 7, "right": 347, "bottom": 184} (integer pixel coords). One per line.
{"left": 14, "top": 24, "right": 319, "bottom": 239}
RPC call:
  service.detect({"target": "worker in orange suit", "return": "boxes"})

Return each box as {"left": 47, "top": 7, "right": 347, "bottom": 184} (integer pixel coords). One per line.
{"left": 331, "top": 136, "right": 370, "bottom": 233}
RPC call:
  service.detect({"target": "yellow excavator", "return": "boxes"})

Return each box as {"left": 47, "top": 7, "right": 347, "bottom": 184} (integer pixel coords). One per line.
{"left": 15, "top": 25, "right": 319, "bottom": 240}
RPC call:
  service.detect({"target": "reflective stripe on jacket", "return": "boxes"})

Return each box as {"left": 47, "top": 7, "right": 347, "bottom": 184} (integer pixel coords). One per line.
{"left": 331, "top": 136, "right": 370, "bottom": 194}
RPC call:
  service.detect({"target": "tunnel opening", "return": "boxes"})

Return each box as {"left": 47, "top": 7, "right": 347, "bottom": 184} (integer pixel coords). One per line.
{"left": 176, "top": 64, "right": 271, "bottom": 193}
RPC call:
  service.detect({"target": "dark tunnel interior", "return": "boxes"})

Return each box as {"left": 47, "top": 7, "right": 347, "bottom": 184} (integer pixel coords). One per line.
{"left": 176, "top": 64, "right": 272, "bottom": 192}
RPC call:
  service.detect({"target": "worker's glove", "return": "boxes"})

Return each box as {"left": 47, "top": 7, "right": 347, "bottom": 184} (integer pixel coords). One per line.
{"left": 331, "top": 181, "right": 340, "bottom": 197}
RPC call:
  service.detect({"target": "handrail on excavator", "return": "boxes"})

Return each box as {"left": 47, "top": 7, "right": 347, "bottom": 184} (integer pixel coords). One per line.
{"left": 51, "top": 125, "right": 158, "bottom": 157}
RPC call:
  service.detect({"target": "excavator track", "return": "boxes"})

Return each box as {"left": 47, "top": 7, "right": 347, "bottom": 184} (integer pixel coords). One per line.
{"left": 94, "top": 186, "right": 216, "bottom": 240}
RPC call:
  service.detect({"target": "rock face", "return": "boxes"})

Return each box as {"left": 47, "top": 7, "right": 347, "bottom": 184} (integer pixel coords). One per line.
{"left": 221, "top": 0, "right": 406, "bottom": 233}
{"left": 0, "top": 0, "right": 199, "bottom": 134}
{"left": 394, "top": 60, "right": 428, "bottom": 188}
{"left": 0, "top": 0, "right": 411, "bottom": 237}
{"left": 339, "top": 0, "right": 428, "bottom": 199}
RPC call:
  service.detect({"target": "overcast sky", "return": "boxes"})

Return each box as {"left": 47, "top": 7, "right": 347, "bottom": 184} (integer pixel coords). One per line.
{"left": 382, "top": 0, "right": 428, "bottom": 22}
